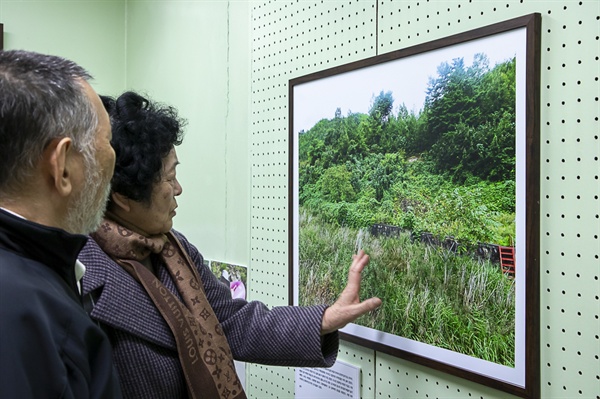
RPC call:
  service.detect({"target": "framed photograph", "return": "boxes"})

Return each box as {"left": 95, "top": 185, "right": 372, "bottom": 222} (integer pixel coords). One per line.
{"left": 288, "top": 14, "right": 540, "bottom": 397}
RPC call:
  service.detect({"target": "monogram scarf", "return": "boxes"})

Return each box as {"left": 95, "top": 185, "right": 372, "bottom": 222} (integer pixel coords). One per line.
{"left": 92, "top": 213, "right": 246, "bottom": 399}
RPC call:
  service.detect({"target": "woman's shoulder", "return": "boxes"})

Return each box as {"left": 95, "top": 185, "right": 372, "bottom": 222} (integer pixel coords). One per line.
{"left": 79, "top": 236, "right": 112, "bottom": 265}
{"left": 171, "top": 229, "right": 201, "bottom": 256}
{"left": 79, "top": 236, "right": 118, "bottom": 294}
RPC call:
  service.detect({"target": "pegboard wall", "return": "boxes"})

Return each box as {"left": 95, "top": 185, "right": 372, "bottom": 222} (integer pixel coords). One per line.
{"left": 249, "top": 1, "right": 599, "bottom": 398}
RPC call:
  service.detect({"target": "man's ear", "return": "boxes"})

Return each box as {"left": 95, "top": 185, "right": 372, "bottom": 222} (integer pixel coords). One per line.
{"left": 46, "top": 137, "right": 76, "bottom": 197}
{"left": 110, "top": 192, "right": 131, "bottom": 212}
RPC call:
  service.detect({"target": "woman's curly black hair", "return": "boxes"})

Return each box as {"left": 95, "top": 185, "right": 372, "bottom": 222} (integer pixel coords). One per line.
{"left": 101, "top": 91, "right": 185, "bottom": 205}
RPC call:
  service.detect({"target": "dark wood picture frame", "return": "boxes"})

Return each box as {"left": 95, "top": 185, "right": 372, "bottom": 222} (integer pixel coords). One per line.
{"left": 289, "top": 14, "right": 540, "bottom": 398}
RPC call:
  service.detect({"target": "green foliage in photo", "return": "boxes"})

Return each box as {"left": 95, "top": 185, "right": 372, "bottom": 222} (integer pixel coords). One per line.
{"left": 297, "top": 54, "right": 517, "bottom": 247}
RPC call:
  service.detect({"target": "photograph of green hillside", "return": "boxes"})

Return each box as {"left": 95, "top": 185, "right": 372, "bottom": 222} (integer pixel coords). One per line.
{"left": 290, "top": 15, "right": 541, "bottom": 396}
{"left": 294, "top": 42, "right": 521, "bottom": 367}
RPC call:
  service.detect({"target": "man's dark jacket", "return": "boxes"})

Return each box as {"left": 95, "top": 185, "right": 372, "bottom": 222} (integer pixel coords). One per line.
{"left": 0, "top": 209, "right": 121, "bottom": 398}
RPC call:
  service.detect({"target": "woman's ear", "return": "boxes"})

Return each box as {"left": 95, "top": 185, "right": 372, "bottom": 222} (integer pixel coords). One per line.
{"left": 110, "top": 192, "right": 131, "bottom": 212}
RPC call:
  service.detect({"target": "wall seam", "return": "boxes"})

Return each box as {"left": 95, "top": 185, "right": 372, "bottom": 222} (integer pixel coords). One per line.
{"left": 123, "top": 0, "right": 128, "bottom": 89}
{"left": 225, "top": 0, "right": 231, "bottom": 259}
{"left": 375, "top": 0, "right": 379, "bottom": 55}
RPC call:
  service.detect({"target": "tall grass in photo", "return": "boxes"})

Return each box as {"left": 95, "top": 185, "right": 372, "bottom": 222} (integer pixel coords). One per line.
{"left": 299, "top": 210, "right": 516, "bottom": 366}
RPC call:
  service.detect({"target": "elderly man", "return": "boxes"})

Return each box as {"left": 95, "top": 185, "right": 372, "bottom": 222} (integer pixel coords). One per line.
{"left": 0, "top": 50, "right": 121, "bottom": 398}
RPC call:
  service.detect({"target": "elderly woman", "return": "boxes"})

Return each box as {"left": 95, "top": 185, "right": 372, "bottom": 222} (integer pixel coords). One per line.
{"left": 79, "top": 91, "right": 380, "bottom": 399}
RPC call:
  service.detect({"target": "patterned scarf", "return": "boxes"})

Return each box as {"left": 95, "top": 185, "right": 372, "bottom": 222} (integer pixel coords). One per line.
{"left": 92, "top": 213, "right": 246, "bottom": 399}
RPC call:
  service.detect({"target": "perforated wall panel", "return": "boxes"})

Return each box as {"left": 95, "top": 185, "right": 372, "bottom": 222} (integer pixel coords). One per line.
{"left": 249, "top": 1, "right": 599, "bottom": 398}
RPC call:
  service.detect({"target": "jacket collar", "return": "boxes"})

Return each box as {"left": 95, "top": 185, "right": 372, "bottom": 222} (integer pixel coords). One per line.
{"left": 81, "top": 238, "right": 177, "bottom": 350}
{"left": 0, "top": 208, "right": 88, "bottom": 294}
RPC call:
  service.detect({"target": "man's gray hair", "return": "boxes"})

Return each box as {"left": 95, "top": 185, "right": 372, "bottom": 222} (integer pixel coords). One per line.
{"left": 0, "top": 50, "right": 98, "bottom": 196}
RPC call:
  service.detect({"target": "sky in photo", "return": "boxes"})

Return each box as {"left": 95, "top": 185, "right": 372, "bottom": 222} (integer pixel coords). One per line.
{"left": 293, "top": 29, "right": 522, "bottom": 134}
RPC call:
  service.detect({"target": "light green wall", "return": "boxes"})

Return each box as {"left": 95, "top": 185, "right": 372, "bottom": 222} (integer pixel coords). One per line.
{"left": 124, "top": 0, "right": 250, "bottom": 267}
{"left": 0, "top": 0, "right": 251, "bottom": 267}
{"left": 0, "top": 0, "right": 126, "bottom": 96}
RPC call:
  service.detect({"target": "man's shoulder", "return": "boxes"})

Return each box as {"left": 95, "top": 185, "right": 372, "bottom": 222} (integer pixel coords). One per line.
{"left": 0, "top": 248, "right": 60, "bottom": 293}
{"left": 0, "top": 249, "right": 85, "bottom": 327}
{"left": 0, "top": 247, "right": 119, "bottom": 399}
